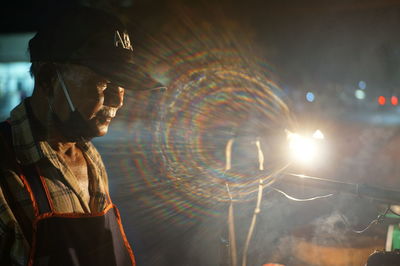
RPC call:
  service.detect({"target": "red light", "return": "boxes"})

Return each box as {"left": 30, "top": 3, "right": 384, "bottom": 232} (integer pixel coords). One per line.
{"left": 378, "top": 96, "right": 386, "bottom": 106}
{"left": 391, "top": 96, "right": 398, "bottom": 106}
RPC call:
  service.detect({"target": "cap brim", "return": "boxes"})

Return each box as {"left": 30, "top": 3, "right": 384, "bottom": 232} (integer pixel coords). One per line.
{"left": 84, "top": 60, "right": 167, "bottom": 91}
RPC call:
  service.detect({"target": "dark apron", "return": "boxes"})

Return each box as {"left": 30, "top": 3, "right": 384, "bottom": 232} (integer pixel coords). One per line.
{"left": 29, "top": 203, "right": 135, "bottom": 266}
{"left": 0, "top": 121, "right": 136, "bottom": 266}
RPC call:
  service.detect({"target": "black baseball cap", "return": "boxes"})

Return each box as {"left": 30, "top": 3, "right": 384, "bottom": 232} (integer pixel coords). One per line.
{"left": 29, "top": 6, "right": 165, "bottom": 90}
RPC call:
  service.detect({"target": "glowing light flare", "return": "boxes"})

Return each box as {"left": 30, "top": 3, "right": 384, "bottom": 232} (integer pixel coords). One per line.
{"left": 313, "top": 129, "right": 324, "bottom": 139}
{"left": 157, "top": 67, "right": 294, "bottom": 202}
{"left": 287, "top": 133, "right": 317, "bottom": 164}
{"left": 286, "top": 130, "right": 325, "bottom": 165}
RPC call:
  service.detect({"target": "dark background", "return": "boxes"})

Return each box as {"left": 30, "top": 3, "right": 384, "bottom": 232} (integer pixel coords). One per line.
{"left": 3, "top": 0, "right": 400, "bottom": 94}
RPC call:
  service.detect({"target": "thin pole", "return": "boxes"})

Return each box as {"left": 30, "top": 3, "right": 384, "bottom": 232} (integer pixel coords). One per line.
{"left": 225, "top": 138, "right": 237, "bottom": 266}
{"left": 227, "top": 184, "right": 238, "bottom": 266}
{"left": 242, "top": 140, "right": 265, "bottom": 266}
{"left": 242, "top": 179, "right": 263, "bottom": 266}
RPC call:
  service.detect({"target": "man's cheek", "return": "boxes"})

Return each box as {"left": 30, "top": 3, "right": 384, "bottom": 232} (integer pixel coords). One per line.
{"left": 85, "top": 98, "right": 104, "bottom": 119}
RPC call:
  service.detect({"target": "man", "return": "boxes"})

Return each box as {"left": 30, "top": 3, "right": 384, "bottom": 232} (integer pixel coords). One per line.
{"left": 0, "top": 6, "right": 163, "bottom": 266}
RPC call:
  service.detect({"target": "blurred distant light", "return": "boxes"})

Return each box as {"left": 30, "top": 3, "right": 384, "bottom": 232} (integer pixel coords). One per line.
{"left": 313, "top": 129, "right": 324, "bottom": 139}
{"left": 306, "top": 92, "right": 315, "bottom": 102}
{"left": 391, "top": 96, "right": 398, "bottom": 106}
{"left": 355, "top": 89, "right": 365, "bottom": 100}
{"left": 358, "top": 80, "right": 367, "bottom": 90}
{"left": 0, "top": 62, "right": 34, "bottom": 120}
{"left": 378, "top": 96, "right": 386, "bottom": 106}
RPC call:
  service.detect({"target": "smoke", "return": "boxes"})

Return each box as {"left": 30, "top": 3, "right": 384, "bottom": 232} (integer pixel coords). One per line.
{"left": 311, "top": 211, "right": 349, "bottom": 246}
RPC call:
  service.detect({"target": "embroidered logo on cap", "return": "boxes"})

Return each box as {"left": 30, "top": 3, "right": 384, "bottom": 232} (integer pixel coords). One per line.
{"left": 115, "top": 30, "right": 133, "bottom": 51}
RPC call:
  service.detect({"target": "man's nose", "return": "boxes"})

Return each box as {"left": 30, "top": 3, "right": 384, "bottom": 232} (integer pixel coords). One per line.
{"left": 104, "top": 85, "right": 124, "bottom": 108}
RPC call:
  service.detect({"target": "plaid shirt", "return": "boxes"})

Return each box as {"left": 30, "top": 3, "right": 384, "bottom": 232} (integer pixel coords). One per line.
{"left": 0, "top": 99, "right": 110, "bottom": 265}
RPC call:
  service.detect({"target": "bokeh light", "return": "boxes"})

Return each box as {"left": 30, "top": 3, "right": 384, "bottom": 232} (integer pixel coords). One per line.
{"left": 358, "top": 80, "right": 367, "bottom": 90}
{"left": 378, "top": 96, "right": 386, "bottom": 106}
{"left": 391, "top": 96, "right": 398, "bottom": 106}
{"left": 355, "top": 89, "right": 365, "bottom": 100}
{"left": 306, "top": 91, "right": 315, "bottom": 102}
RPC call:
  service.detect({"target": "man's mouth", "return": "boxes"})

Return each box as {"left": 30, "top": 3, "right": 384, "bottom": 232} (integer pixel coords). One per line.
{"left": 97, "top": 115, "right": 114, "bottom": 124}
{"left": 96, "top": 109, "right": 117, "bottom": 124}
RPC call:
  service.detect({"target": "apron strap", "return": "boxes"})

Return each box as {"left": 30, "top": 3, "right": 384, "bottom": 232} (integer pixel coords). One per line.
{"left": 22, "top": 165, "right": 52, "bottom": 215}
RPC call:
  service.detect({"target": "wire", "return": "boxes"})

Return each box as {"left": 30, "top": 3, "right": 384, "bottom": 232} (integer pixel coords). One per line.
{"left": 270, "top": 186, "right": 334, "bottom": 202}
{"left": 340, "top": 205, "right": 391, "bottom": 234}
{"left": 389, "top": 207, "right": 400, "bottom": 217}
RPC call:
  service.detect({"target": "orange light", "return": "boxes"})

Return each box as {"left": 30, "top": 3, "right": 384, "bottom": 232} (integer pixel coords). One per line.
{"left": 378, "top": 96, "right": 386, "bottom": 106}
{"left": 391, "top": 96, "right": 398, "bottom": 106}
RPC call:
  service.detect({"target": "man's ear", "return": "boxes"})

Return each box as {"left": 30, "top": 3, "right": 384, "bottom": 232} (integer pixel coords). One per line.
{"left": 35, "top": 63, "right": 57, "bottom": 97}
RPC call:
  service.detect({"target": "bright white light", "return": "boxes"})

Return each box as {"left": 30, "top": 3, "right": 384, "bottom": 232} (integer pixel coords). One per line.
{"left": 287, "top": 131, "right": 318, "bottom": 164}
{"left": 355, "top": 89, "right": 366, "bottom": 100}
{"left": 313, "top": 129, "right": 324, "bottom": 139}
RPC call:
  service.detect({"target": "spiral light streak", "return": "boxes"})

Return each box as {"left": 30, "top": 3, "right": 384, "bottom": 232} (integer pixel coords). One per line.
{"left": 106, "top": 9, "right": 296, "bottom": 226}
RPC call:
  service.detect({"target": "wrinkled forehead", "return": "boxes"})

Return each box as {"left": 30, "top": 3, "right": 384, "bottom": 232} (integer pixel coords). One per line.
{"left": 60, "top": 63, "right": 129, "bottom": 88}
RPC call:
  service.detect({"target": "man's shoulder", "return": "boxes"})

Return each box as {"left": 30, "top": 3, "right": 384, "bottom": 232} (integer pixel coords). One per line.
{"left": 0, "top": 120, "right": 16, "bottom": 170}
{"left": 7, "top": 99, "right": 44, "bottom": 165}
{"left": 0, "top": 168, "right": 24, "bottom": 190}
{"left": 0, "top": 119, "right": 25, "bottom": 195}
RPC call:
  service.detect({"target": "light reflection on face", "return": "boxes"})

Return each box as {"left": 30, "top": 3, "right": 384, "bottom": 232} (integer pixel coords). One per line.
{"left": 53, "top": 64, "right": 125, "bottom": 138}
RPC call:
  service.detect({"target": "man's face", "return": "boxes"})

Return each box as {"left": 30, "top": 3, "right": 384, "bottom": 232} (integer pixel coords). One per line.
{"left": 52, "top": 64, "right": 125, "bottom": 138}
